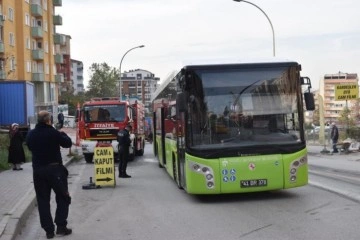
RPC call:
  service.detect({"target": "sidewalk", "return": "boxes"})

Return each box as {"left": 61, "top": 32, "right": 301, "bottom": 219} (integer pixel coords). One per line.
{"left": 307, "top": 144, "right": 360, "bottom": 172}
{"left": 0, "top": 128, "right": 78, "bottom": 240}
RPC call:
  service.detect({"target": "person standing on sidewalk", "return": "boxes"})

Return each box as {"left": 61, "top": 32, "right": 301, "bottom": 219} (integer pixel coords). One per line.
{"left": 57, "top": 110, "right": 64, "bottom": 129}
{"left": 331, "top": 122, "right": 339, "bottom": 153}
{"left": 117, "top": 124, "right": 132, "bottom": 178}
{"left": 26, "top": 111, "right": 73, "bottom": 239}
{"left": 8, "top": 123, "right": 25, "bottom": 170}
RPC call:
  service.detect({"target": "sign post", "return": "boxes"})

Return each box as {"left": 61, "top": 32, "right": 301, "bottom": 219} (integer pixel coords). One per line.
{"left": 93, "top": 145, "right": 116, "bottom": 187}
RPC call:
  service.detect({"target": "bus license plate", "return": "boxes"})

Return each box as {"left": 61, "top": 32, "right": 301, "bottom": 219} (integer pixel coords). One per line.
{"left": 240, "top": 179, "right": 267, "bottom": 188}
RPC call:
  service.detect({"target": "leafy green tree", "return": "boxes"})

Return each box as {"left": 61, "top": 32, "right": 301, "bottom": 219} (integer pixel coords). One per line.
{"left": 86, "top": 63, "right": 119, "bottom": 98}
{"left": 59, "top": 91, "right": 87, "bottom": 115}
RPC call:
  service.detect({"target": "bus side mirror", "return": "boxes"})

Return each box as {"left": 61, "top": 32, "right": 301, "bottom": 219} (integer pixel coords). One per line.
{"left": 304, "top": 92, "right": 315, "bottom": 111}
{"left": 177, "top": 93, "right": 186, "bottom": 113}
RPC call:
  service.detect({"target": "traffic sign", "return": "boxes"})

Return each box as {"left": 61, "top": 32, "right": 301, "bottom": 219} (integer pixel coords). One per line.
{"left": 334, "top": 84, "right": 358, "bottom": 101}
{"left": 94, "top": 146, "right": 116, "bottom": 187}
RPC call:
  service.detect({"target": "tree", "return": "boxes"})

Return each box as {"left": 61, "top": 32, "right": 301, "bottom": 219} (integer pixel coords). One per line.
{"left": 86, "top": 63, "right": 119, "bottom": 98}
{"left": 59, "top": 91, "right": 87, "bottom": 116}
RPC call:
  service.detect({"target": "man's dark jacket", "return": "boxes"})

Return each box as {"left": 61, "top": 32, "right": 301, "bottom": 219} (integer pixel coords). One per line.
{"left": 26, "top": 123, "right": 72, "bottom": 169}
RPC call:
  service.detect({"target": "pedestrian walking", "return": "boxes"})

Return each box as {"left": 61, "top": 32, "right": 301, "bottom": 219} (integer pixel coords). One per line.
{"left": 331, "top": 122, "right": 339, "bottom": 153}
{"left": 57, "top": 110, "right": 64, "bottom": 129}
{"left": 26, "top": 111, "right": 73, "bottom": 239}
{"left": 117, "top": 124, "right": 132, "bottom": 178}
{"left": 8, "top": 123, "right": 25, "bottom": 170}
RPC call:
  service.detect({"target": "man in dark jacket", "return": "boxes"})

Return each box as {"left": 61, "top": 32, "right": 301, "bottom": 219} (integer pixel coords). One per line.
{"left": 117, "top": 124, "right": 132, "bottom": 178}
{"left": 26, "top": 111, "right": 73, "bottom": 239}
{"left": 330, "top": 122, "right": 339, "bottom": 153}
{"left": 57, "top": 110, "right": 64, "bottom": 129}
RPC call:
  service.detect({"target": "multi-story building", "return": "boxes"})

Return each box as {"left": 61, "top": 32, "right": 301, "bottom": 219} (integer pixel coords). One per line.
{"left": 56, "top": 33, "right": 72, "bottom": 93}
{"left": 319, "top": 72, "right": 359, "bottom": 124}
{"left": 70, "top": 59, "right": 84, "bottom": 94}
{"left": 0, "top": 0, "right": 67, "bottom": 116}
{"left": 120, "top": 69, "right": 160, "bottom": 113}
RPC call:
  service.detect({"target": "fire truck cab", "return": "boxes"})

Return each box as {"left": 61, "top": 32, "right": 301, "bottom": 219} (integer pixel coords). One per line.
{"left": 76, "top": 97, "right": 145, "bottom": 163}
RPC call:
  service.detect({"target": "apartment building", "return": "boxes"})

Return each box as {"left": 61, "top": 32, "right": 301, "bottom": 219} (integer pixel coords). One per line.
{"left": 70, "top": 59, "right": 84, "bottom": 94}
{"left": 319, "top": 72, "right": 359, "bottom": 124}
{"left": 0, "top": 0, "right": 67, "bottom": 116}
{"left": 120, "top": 69, "right": 160, "bottom": 113}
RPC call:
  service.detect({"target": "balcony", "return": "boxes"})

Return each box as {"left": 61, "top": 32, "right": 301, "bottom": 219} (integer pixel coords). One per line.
{"left": 0, "top": 70, "right": 6, "bottom": 80}
{"left": 54, "top": 34, "right": 66, "bottom": 45}
{"left": 31, "top": 27, "right": 43, "bottom": 38}
{"left": 55, "top": 74, "right": 64, "bottom": 83}
{"left": 55, "top": 54, "right": 64, "bottom": 64}
{"left": 53, "top": 15, "right": 63, "bottom": 25}
{"left": 31, "top": 4, "right": 43, "bottom": 17}
{"left": 32, "top": 72, "right": 45, "bottom": 82}
{"left": 53, "top": 0, "right": 62, "bottom": 6}
{"left": 32, "top": 49, "right": 44, "bottom": 60}
{"left": 0, "top": 42, "right": 4, "bottom": 53}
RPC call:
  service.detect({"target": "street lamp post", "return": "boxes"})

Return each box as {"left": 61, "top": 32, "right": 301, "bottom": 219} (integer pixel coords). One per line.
{"left": 233, "top": 0, "right": 275, "bottom": 57}
{"left": 119, "top": 45, "right": 145, "bottom": 99}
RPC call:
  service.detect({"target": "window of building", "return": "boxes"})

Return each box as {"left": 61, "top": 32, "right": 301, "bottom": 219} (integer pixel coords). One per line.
{"left": 137, "top": 73, "right": 142, "bottom": 79}
{"left": 45, "top": 64, "right": 49, "bottom": 74}
{"left": 44, "top": 41, "right": 48, "bottom": 53}
{"left": 9, "top": 33, "right": 15, "bottom": 46}
{"left": 44, "top": 20, "right": 48, "bottom": 32}
{"left": 8, "top": 8, "right": 14, "bottom": 21}
{"left": 43, "top": 0, "right": 48, "bottom": 11}
{"left": 25, "top": 13, "right": 30, "bottom": 26}
{"left": 32, "top": 62, "right": 37, "bottom": 72}
{"left": 26, "top": 61, "right": 31, "bottom": 73}
{"left": 26, "top": 37, "right": 31, "bottom": 49}
{"left": 37, "top": 41, "right": 42, "bottom": 49}
{"left": 32, "top": 40, "right": 37, "bottom": 50}
{"left": 10, "top": 57, "right": 16, "bottom": 71}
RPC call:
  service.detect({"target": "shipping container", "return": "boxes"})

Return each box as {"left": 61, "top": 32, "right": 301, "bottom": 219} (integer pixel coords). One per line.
{"left": 0, "top": 81, "right": 35, "bottom": 134}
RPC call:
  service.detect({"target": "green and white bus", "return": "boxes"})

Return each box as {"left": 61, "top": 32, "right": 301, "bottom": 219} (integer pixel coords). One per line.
{"left": 152, "top": 60, "right": 315, "bottom": 194}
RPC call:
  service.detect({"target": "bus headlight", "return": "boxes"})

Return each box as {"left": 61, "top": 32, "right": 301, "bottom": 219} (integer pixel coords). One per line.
{"left": 193, "top": 164, "right": 201, "bottom": 171}
{"left": 202, "top": 167, "right": 209, "bottom": 173}
{"left": 189, "top": 161, "right": 215, "bottom": 189}
{"left": 206, "top": 174, "right": 213, "bottom": 180}
{"left": 289, "top": 156, "right": 307, "bottom": 182}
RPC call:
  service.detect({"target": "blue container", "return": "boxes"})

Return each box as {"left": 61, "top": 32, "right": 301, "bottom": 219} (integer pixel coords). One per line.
{"left": 0, "top": 81, "right": 35, "bottom": 128}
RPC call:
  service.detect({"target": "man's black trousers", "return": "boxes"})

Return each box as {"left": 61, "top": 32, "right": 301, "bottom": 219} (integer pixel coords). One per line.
{"left": 33, "top": 164, "right": 71, "bottom": 233}
{"left": 118, "top": 147, "right": 129, "bottom": 176}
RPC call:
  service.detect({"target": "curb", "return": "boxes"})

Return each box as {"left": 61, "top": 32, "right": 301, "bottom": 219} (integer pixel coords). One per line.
{"left": 0, "top": 155, "right": 77, "bottom": 240}
{"left": 309, "top": 180, "right": 360, "bottom": 204}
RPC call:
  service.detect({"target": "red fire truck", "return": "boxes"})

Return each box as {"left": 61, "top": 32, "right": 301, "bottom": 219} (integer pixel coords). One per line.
{"left": 76, "top": 97, "right": 145, "bottom": 163}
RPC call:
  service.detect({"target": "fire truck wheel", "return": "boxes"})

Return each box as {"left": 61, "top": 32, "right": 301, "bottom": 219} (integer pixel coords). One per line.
{"left": 136, "top": 140, "right": 145, "bottom": 156}
{"left": 84, "top": 153, "right": 93, "bottom": 163}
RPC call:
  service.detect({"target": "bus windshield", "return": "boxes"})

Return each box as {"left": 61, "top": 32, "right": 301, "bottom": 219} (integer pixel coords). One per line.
{"left": 84, "top": 104, "right": 126, "bottom": 123}
{"left": 187, "top": 65, "right": 302, "bottom": 149}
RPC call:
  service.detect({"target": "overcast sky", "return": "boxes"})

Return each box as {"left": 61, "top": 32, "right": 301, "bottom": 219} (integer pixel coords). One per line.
{"left": 57, "top": 0, "right": 360, "bottom": 90}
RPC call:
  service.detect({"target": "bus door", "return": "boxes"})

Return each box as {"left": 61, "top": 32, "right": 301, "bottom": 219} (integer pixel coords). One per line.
{"left": 156, "top": 107, "right": 166, "bottom": 166}
{"left": 176, "top": 111, "right": 186, "bottom": 189}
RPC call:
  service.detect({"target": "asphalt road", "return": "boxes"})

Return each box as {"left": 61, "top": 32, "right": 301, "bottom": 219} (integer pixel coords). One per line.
{"left": 15, "top": 143, "right": 360, "bottom": 240}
